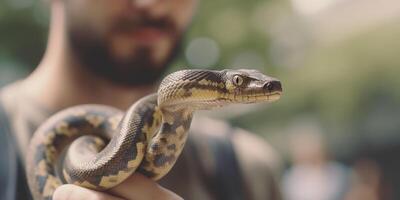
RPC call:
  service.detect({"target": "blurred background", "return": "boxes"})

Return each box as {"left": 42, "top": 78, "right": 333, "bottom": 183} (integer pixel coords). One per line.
{"left": 1, "top": 0, "right": 400, "bottom": 199}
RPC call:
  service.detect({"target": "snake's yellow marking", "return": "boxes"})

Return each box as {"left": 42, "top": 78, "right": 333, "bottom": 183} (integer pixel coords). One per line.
{"left": 55, "top": 122, "right": 68, "bottom": 133}
{"left": 141, "top": 124, "right": 153, "bottom": 141}
{"left": 87, "top": 137, "right": 105, "bottom": 152}
{"left": 98, "top": 169, "right": 132, "bottom": 188}
{"left": 45, "top": 146, "right": 57, "bottom": 163}
{"left": 76, "top": 181, "right": 98, "bottom": 189}
{"left": 86, "top": 115, "right": 105, "bottom": 128}
{"left": 63, "top": 169, "right": 71, "bottom": 183}
{"left": 182, "top": 110, "right": 192, "bottom": 121}
{"left": 42, "top": 175, "right": 61, "bottom": 197}
{"left": 127, "top": 143, "right": 145, "bottom": 168}
{"left": 72, "top": 109, "right": 86, "bottom": 117}
{"left": 198, "top": 79, "right": 225, "bottom": 89}
{"left": 43, "top": 132, "right": 55, "bottom": 145}
{"left": 189, "top": 89, "right": 220, "bottom": 101}
{"left": 175, "top": 126, "right": 185, "bottom": 139}
{"left": 176, "top": 88, "right": 186, "bottom": 97}
{"left": 36, "top": 160, "right": 48, "bottom": 176}
{"left": 225, "top": 80, "right": 236, "bottom": 92}
{"left": 142, "top": 108, "right": 162, "bottom": 141}
{"left": 198, "top": 79, "right": 210, "bottom": 86}
{"left": 108, "top": 115, "right": 122, "bottom": 130}
{"left": 162, "top": 113, "right": 175, "bottom": 125}
{"left": 55, "top": 122, "right": 77, "bottom": 137}
{"left": 71, "top": 109, "right": 86, "bottom": 117}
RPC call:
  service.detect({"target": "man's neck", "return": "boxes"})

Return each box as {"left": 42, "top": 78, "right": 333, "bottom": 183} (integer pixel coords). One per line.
{"left": 22, "top": 2, "right": 155, "bottom": 111}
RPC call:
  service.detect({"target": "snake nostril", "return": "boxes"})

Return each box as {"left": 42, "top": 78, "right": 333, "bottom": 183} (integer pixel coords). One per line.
{"left": 264, "top": 80, "right": 282, "bottom": 92}
{"left": 264, "top": 82, "right": 272, "bottom": 91}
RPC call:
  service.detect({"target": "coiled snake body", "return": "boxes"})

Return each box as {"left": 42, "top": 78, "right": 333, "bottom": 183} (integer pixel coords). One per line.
{"left": 26, "top": 69, "right": 283, "bottom": 200}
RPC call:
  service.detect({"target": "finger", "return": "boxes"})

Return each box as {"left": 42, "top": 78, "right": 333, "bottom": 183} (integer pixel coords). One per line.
{"left": 53, "top": 184, "right": 124, "bottom": 200}
{"left": 109, "top": 173, "right": 183, "bottom": 200}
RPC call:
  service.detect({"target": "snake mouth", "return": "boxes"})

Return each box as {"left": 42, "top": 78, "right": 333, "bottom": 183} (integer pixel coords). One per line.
{"left": 245, "top": 91, "right": 282, "bottom": 103}
{"left": 265, "top": 91, "right": 282, "bottom": 102}
{"left": 215, "top": 91, "right": 282, "bottom": 105}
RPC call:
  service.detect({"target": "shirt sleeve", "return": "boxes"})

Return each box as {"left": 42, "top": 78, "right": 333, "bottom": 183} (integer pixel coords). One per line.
{"left": 0, "top": 102, "right": 17, "bottom": 200}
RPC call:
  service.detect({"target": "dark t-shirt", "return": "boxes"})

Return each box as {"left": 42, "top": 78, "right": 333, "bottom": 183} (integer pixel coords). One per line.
{"left": 0, "top": 102, "right": 18, "bottom": 200}
{"left": 0, "top": 82, "right": 282, "bottom": 200}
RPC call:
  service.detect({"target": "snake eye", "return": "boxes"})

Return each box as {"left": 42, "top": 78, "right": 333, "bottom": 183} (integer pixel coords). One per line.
{"left": 233, "top": 75, "right": 244, "bottom": 86}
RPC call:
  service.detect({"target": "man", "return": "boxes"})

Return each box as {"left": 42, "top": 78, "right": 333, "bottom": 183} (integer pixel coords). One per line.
{"left": 0, "top": 0, "right": 282, "bottom": 199}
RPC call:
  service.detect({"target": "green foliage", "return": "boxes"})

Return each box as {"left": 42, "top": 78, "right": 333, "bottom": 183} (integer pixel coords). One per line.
{"left": 0, "top": 1, "right": 48, "bottom": 70}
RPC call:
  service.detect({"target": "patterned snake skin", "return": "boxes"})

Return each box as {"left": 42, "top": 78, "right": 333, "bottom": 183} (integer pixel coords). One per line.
{"left": 25, "top": 69, "right": 283, "bottom": 200}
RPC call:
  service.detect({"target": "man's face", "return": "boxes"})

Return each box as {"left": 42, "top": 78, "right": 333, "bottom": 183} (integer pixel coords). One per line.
{"left": 64, "top": 0, "right": 197, "bottom": 86}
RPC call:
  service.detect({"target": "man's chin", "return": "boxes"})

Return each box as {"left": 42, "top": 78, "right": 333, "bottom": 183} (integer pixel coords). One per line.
{"left": 94, "top": 58, "right": 166, "bottom": 86}
{"left": 69, "top": 32, "right": 182, "bottom": 87}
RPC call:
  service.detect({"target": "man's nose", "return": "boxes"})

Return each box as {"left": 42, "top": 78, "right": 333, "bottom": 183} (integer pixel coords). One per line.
{"left": 131, "top": 0, "right": 167, "bottom": 17}
{"left": 132, "top": 0, "right": 158, "bottom": 9}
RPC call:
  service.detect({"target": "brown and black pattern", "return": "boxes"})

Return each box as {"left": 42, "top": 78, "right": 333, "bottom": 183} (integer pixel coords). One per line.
{"left": 63, "top": 95, "right": 158, "bottom": 189}
{"left": 26, "top": 105, "right": 122, "bottom": 200}
{"left": 26, "top": 69, "right": 283, "bottom": 200}
{"left": 138, "top": 109, "right": 193, "bottom": 180}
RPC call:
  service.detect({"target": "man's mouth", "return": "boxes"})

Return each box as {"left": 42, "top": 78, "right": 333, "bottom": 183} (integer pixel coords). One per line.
{"left": 130, "top": 27, "right": 167, "bottom": 45}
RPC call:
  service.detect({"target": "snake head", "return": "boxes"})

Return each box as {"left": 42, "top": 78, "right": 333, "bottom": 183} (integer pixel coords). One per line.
{"left": 220, "top": 69, "right": 283, "bottom": 104}
{"left": 158, "top": 69, "right": 282, "bottom": 110}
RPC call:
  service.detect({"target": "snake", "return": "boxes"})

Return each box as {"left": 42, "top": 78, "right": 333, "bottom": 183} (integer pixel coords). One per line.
{"left": 25, "top": 69, "right": 283, "bottom": 200}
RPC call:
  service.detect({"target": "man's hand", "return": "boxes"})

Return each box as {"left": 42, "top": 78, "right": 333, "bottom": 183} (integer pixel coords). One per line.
{"left": 53, "top": 173, "right": 182, "bottom": 200}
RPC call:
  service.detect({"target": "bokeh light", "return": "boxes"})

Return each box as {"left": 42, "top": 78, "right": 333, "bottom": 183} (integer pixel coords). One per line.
{"left": 185, "top": 37, "right": 220, "bottom": 67}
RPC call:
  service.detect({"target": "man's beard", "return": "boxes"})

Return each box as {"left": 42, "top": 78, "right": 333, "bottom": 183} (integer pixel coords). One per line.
{"left": 67, "top": 14, "right": 182, "bottom": 86}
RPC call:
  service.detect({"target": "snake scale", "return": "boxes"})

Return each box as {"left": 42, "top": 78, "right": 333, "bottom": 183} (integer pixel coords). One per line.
{"left": 26, "top": 69, "right": 283, "bottom": 200}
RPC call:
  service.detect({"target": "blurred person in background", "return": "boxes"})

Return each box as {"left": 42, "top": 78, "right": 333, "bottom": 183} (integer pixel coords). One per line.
{"left": 344, "top": 158, "right": 388, "bottom": 200}
{"left": 282, "top": 130, "right": 350, "bottom": 200}
{"left": 0, "top": 0, "right": 282, "bottom": 200}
